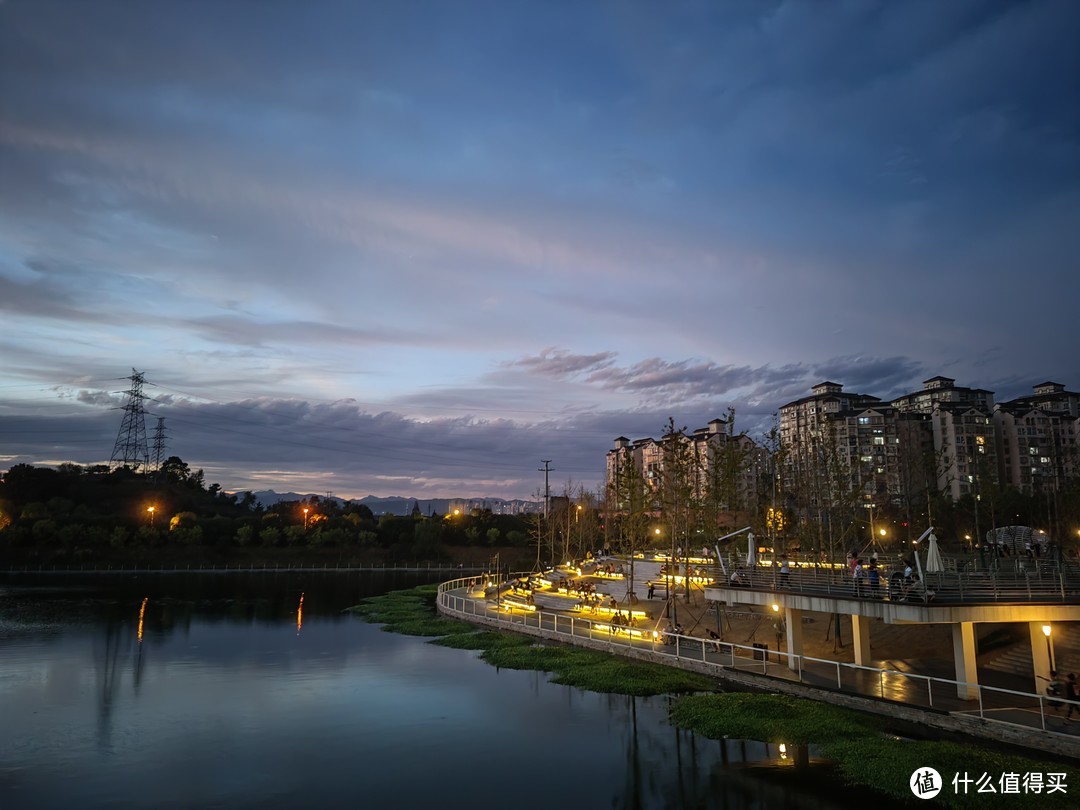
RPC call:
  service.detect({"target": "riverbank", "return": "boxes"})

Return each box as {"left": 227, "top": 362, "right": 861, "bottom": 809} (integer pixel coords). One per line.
{"left": 0, "top": 543, "right": 532, "bottom": 571}
{"left": 359, "top": 583, "right": 1080, "bottom": 808}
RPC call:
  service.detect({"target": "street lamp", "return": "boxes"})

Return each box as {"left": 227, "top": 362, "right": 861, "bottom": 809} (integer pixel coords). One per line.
{"left": 303, "top": 507, "right": 310, "bottom": 531}
{"left": 1043, "top": 624, "right": 1055, "bottom": 671}
{"left": 147, "top": 506, "right": 155, "bottom": 527}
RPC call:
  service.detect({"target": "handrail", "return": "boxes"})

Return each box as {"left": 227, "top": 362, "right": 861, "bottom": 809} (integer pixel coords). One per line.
{"left": 436, "top": 578, "right": 1080, "bottom": 741}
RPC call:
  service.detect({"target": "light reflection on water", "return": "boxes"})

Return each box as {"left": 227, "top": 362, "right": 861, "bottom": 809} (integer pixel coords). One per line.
{"left": 0, "top": 573, "right": 899, "bottom": 809}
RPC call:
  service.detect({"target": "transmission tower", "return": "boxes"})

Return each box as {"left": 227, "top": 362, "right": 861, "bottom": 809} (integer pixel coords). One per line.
{"left": 109, "top": 369, "right": 150, "bottom": 472}
{"left": 151, "top": 417, "right": 168, "bottom": 475}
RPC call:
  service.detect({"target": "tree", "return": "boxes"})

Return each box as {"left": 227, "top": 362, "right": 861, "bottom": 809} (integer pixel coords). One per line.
{"left": 160, "top": 456, "right": 191, "bottom": 484}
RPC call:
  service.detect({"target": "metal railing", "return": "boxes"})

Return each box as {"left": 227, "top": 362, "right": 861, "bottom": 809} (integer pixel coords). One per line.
{"left": 436, "top": 576, "right": 1080, "bottom": 738}
{"left": 2, "top": 561, "right": 488, "bottom": 574}
{"left": 718, "top": 561, "right": 1080, "bottom": 605}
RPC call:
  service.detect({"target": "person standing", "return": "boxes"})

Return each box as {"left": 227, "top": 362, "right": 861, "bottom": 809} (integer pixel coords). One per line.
{"left": 1066, "top": 673, "right": 1079, "bottom": 721}
{"left": 779, "top": 554, "right": 791, "bottom": 588}
{"left": 646, "top": 580, "right": 655, "bottom": 599}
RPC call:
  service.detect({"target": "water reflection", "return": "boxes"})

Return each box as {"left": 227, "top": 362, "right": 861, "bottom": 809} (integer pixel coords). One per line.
{"left": 0, "top": 572, "right": 905, "bottom": 810}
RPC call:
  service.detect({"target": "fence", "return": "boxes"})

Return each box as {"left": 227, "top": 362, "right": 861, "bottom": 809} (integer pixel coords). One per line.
{"left": 2, "top": 561, "right": 488, "bottom": 574}
{"left": 436, "top": 574, "right": 1079, "bottom": 737}
{"left": 724, "top": 559, "right": 1080, "bottom": 605}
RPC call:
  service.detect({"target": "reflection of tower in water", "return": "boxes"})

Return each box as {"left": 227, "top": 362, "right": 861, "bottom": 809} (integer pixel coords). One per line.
{"left": 94, "top": 597, "right": 150, "bottom": 750}
{"left": 296, "top": 592, "right": 304, "bottom": 636}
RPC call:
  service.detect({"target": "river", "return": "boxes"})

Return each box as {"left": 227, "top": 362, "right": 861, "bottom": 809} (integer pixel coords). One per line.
{"left": 0, "top": 571, "right": 897, "bottom": 809}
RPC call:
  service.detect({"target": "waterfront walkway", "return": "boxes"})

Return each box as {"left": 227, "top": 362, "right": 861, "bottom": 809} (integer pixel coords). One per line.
{"left": 437, "top": 572, "right": 1080, "bottom": 759}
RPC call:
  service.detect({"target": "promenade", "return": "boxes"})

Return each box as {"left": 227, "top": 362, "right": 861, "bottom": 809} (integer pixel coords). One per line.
{"left": 436, "top": 556, "right": 1080, "bottom": 760}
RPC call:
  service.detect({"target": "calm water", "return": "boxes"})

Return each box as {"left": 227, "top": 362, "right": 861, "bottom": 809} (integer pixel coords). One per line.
{"left": 0, "top": 572, "right": 891, "bottom": 809}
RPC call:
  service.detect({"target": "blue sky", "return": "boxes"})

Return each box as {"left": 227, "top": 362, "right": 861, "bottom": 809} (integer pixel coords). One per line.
{"left": 1, "top": 0, "right": 1077, "bottom": 499}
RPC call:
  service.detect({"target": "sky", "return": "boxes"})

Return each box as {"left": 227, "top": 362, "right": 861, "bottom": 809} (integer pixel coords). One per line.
{"left": 1, "top": 0, "right": 1078, "bottom": 501}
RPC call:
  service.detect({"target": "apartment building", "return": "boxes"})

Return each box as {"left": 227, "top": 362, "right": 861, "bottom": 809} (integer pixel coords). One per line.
{"left": 780, "top": 376, "right": 1080, "bottom": 503}
{"left": 605, "top": 418, "right": 763, "bottom": 514}
{"left": 994, "top": 382, "right": 1080, "bottom": 492}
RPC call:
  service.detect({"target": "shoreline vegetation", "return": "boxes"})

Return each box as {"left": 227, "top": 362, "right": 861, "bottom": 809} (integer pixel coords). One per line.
{"left": 353, "top": 585, "right": 1080, "bottom": 809}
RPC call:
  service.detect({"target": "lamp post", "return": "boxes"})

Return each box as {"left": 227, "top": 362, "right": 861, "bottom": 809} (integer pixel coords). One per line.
{"left": 303, "top": 507, "right": 309, "bottom": 531}
{"left": 147, "top": 506, "right": 155, "bottom": 528}
{"left": 1043, "top": 624, "right": 1055, "bottom": 671}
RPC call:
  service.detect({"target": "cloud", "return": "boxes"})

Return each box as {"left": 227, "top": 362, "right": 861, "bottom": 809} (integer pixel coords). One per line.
{"left": 505, "top": 348, "right": 617, "bottom": 378}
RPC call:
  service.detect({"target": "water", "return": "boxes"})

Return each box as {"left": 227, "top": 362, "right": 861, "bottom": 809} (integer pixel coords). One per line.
{"left": 0, "top": 572, "right": 891, "bottom": 809}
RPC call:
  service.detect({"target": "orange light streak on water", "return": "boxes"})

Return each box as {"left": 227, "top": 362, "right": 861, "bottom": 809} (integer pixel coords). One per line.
{"left": 296, "top": 592, "right": 304, "bottom": 636}
{"left": 137, "top": 597, "right": 148, "bottom": 643}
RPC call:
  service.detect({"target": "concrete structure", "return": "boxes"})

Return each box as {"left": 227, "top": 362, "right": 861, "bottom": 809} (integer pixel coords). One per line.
{"left": 704, "top": 581, "right": 1080, "bottom": 699}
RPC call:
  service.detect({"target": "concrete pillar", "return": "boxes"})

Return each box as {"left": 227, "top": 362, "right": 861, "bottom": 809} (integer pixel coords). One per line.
{"left": 785, "top": 607, "right": 803, "bottom": 671}
{"left": 1030, "top": 621, "right": 1054, "bottom": 694}
{"left": 951, "top": 621, "right": 978, "bottom": 700}
{"left": 851, "top": 614, "right": 872, "bottom": 667}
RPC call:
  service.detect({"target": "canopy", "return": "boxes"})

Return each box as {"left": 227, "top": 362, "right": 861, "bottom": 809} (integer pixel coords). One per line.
{"left": 925, "top": 533, "right": 945, "bottom": 573}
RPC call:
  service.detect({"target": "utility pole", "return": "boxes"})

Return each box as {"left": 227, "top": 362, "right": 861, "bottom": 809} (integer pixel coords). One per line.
{"left": 539, "top": 460, "right": 553, "bottom": 567}
{"left": 539, "top": 460, "right": 553, "bottom": 520}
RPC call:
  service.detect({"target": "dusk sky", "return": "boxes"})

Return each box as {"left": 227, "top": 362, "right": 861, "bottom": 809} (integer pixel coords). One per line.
{"left": 1, "top": 0, "right": 1077, "bottom": 501}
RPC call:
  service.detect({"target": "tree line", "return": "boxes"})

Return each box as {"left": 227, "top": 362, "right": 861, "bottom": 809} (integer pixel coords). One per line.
{"left": 0, "top": 460, "right": 536, "bottom": 563}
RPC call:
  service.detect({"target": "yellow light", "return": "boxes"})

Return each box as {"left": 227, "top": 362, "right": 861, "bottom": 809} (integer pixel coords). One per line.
{"left": 297, "top": 592, "right": 304, "bottom": 635}
{"left": 878, "top": 528, "right": 886, "bottom": 537}
{"left": 137, "top": 596, "right": 147, "bottom": 644}
{"left": 771, "top": 603, "right": 780, "bottom": 612}
{"left": 779, "top": 743, "right": 788, "bottom": 760}
{"left": 1043, "top": 624, "right": 1052, "bottom": 638}
{"left": 654, "top": 528, "right": 661, "bottom": 536}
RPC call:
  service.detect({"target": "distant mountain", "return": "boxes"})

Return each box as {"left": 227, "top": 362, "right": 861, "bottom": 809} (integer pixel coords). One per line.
{"left": 246, "top": 490, "right": 537, "bottom": 516}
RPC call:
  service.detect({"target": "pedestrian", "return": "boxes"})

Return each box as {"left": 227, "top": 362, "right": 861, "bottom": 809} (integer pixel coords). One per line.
{"left": 853, "top": 558, "right": 864, "bottom": 597}
{"left": 868, "top": 562, "right": 880, "bottom": 598}
{"left": 1066, "top": 673, "right": 1079, "bottom": 722}
{"left": 646, "top": 580, "right": 655, "bottom": 599}
{"left": 779, "top": 554, "right": 791, "bottom": 588}
{"left": 1046, "top": 670, "right": 1064, "bottom": 713}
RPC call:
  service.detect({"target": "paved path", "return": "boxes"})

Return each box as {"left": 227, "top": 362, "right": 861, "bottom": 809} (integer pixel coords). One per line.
{"left": 448, "top": 585, "right": 1080, "bottom": 742}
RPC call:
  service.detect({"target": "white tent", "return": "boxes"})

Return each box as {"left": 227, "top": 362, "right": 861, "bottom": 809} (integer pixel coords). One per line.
{"left": 925, "top": 533, "right": 945, "bottom": 573}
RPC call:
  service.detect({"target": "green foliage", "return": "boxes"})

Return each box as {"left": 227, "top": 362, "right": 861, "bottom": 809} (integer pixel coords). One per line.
{"left": 348, "top": 585, "right": 472, "bottom": 636}
{"left": 234, "top": 524, "right": 255, "bottom": 546}
{"left": 824, "top": 737, "right": 1080, "bottom": 809}
{"left": 670, "top": 693, "right": 883, "bottom": 746}
{"left": 258, "top": 526, "right": 281, "bottom": 546}
{"left": 671, "top": 694, "right": 1080, "bottom": 808}
{"left": 481, "top": 644, "right": 717, "bottom": 696}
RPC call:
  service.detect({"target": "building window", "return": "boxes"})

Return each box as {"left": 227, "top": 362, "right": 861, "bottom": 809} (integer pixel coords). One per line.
{"left": 858, "top": 417, "right": 870, "bottom": 425}
{"left": 873, "top": 437, "right": 884, "bottom": 445}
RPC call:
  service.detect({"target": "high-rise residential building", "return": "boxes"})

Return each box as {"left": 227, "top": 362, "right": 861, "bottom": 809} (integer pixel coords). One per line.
{"left": 779, "top": 376, "right": 1004, "bottom": 509}
{"left": 994, "top": 382, "right": 1080, "bottom": 494}
{"left": 605, "top": 417, "right": 763, "bottom": 517}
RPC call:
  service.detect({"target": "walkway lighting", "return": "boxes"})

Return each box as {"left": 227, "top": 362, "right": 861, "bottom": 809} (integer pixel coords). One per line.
{"left": 771, "top": 603, "right": 780, "bottom": 613}
{"left": 1043, "top": 624, "right": 1055, "bottom": 671}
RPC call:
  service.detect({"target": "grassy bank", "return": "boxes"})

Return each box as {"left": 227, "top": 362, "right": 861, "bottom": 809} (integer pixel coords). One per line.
{"left": 673, "top": 694, "right": 1080, "bottom": 809}
{"left": 349, "top": 585, "right": 715, "bottom": 696}
{"left": 355, "top": 585, "right": 1080, "bottom": 808}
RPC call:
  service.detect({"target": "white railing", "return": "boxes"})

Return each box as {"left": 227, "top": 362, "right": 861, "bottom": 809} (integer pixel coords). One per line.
{"left": 435, "top": 577, "right": 1079, "bottom": 737}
